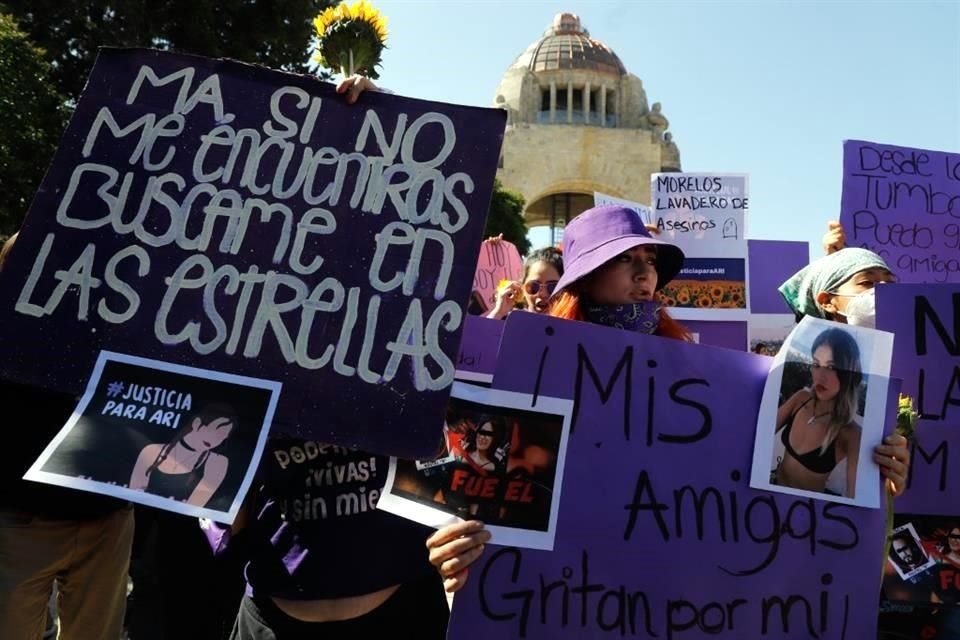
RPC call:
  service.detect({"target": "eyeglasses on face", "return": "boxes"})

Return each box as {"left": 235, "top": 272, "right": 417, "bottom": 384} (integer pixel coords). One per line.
{"left": 523, "top": 280, "right": 558, "bottom": 296}
{"left": 948, "top": 534, "right": 960, "bottom": 540}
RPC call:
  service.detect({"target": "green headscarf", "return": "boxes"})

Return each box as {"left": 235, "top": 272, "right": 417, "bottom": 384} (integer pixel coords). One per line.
{"left": 778, "top": 248, "right": 891, "bottom": 319}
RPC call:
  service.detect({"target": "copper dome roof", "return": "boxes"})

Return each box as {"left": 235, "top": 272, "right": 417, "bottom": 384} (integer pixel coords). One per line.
{"left": 510, "top": 13, "right": 626, "bottom": 76}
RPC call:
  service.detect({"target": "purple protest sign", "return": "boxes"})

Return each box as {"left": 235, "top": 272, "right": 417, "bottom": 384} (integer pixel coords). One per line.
{"left": 684, "top": 320, "right": 747, "bottom": 351}
{"left": 447, "top": 312, "right": 887, "bottom": 639}
{"left": 840, "top": 140, "right": 960, "bottom": 283}
{"left": 877, "top": 284, "right": 960, "bottom": 515}
{"left": 455, "top": 315, "right": 504, "bottom": 384}
{"left": 897, "top": 424, "right": 960, "bottom": 516}
{"left": 0, "top": 49, "right": 506, "bottom": 458}
{"left": 747, "top": 239, "right": 810, "bottom": 314}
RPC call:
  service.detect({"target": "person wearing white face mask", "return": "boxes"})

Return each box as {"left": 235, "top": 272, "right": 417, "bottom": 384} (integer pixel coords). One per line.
{"left": 779, "top": 247, "right": 895, "bottom": 327}
{"left": 830, "top": 286, "right": 879, "bottom": 328}
{"left": 818, "top": 220, "right": 888, "bottom": 328}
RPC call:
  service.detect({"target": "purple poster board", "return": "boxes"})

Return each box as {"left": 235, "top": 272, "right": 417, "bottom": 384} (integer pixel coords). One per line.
{"left": 685, "top": 320, "right": 747, "bottom": 351}
{"left": 894, "top": 422, "right": 960, "bottom": 517}
{"left": 840, "top": 140, "right": 960, "bottom": 284}
{"left": 747, "top": 239, "right": 810, "bottom": 314}
{"left": 455, "top": 315, "right": 504, "bottom": 383}
{"left": 448, "top": 312, "right": 887, "bottom": 639}
{"left": 0, "top": 48, "right": 506, "bottom": 458}
{"left": 877, "top": 284, "right": 960, "bottom": 515}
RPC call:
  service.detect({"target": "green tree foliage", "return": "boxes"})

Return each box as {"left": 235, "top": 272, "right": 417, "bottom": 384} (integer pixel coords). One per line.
{"left": 485, "top": 179, "right": 530, "bottom": 255}
{"left": 2, "top": 0, "right": 336, "bottom": 103}
{"left": 0, "top": 13, "right": 67, "bottom": 235}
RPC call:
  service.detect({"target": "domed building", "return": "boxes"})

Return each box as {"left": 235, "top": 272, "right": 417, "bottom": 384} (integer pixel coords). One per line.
{"left": 494, "top": 12, "right": 681, "bottom": 243}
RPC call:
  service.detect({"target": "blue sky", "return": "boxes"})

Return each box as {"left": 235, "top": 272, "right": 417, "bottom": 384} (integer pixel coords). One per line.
{"left": 372, "top": 0, "right": 959, "bottom": 258}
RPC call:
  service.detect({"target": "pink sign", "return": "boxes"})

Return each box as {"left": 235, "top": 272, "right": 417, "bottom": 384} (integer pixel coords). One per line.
{"left": 472, "top": 240, "right": 524, "bottom": 312}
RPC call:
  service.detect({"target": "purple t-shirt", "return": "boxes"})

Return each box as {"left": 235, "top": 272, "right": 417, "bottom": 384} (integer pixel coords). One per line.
{"left": 212, "top": 438, "right": 435, "bottom": 600}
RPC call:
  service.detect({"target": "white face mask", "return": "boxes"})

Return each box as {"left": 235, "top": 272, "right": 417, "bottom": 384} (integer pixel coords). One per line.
{"left": 833, "top": 289, "right": 876, "bottom": 328}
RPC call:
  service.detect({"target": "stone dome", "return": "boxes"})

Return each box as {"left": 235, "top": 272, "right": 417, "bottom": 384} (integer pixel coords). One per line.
{"left": 510, "top": 13, "right": 626, "bottom": 76}
{"left": 493, "top": 11, "right": 682, "bottom": 235}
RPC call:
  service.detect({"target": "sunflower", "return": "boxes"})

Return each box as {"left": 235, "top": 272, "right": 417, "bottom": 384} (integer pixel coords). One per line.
{"left": 710, "top": 285, "right": 724, "bottom": 301}
{"left": 896, "top": 394, "right": 918, "bottom": 441}
{"left": 677, "top": 289, "right": 691, "bottom": 305}
{"left": 696, "top": 296, "right": 712, "bottom": 308}
{"left": 313, "top": 0, "right": 389, "bottom": 78}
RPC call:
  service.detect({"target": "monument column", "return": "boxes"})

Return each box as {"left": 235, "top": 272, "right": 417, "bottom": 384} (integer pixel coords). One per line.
{"left": 549, "top": 82, "right": 557, "bottom": 123}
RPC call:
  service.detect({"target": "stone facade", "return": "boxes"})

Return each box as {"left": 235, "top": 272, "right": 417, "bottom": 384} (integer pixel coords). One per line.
{"left": 498, "top": 124, "right": 664, "bottom": 227}
{"left": 492, "top": 13, "right": 681, "bottom": 231}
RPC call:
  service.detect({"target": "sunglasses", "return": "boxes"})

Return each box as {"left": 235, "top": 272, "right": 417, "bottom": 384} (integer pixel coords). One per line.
{"left": 477, "top": 430, "right": 495, "bottom": 437}
{"left": 948, "top": 534, "right": 960, "bottom": 540}
{"left": 523, "top": 280, "right": 559, "bottom": 296}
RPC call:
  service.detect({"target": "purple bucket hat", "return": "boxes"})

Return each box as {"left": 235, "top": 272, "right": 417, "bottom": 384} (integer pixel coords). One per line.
{"left": 553, "top": 205, "right": 685, "bottom": 296}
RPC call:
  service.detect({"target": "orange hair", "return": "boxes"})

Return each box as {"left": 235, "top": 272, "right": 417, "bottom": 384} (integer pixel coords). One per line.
{"left": 548, "top": 289, "right": 692, "bottom": 342}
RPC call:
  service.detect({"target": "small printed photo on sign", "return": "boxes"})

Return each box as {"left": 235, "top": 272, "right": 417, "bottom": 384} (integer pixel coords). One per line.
{"left": 659, "top": 257, "right": 747, "bottom": 311}
{"left": 882, "top": 515, "right": 960, "bottom": 605}
{"left": 888, "top": 522, "right": 937, "bottom": 581}
{"left": 24, "top": 351, "right": 280, "bottom": 522}
{"left": 749, "top": 316, "right": 893, "bottom": 508}
{"left": 378, "top": 382, "right": 572, "bottom": 550}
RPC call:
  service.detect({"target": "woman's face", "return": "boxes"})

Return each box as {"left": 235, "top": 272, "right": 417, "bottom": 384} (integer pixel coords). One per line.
{"left": 810, "top": 344, "right": 841, "bottom": 402}
{"left": 827, "top": 267, "right": 895, "bottom": 314}
{"left": 183, "top": 416, "right": 233, "bottom": 451}
{"left": 522, "top": 261, "right": 561, "bottom": 313}
{"left": 949, "top": 528, "right": 960, "bottom": 552}
{"left": 584, "top": 246, "right": 659, "bottom": 305}
{"left": 475, "top": 422, "right": 496, "bottom": 453}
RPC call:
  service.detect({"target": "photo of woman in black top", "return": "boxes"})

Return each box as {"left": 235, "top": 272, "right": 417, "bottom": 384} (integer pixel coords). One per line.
{"left": 129, "top": 403, "right": 237, "bottom": 507}
{"left": 773, "top": 327, "right": 863, "bottom": 498}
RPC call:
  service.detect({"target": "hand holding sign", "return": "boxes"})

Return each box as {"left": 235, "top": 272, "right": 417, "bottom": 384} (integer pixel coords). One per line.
{"left": 487, "top": 279, "right": 522, "bottom": 320}
{"left": 822, "top": 220, "right": 845, "bottom": 255}
{"left": 426, "top": 519, "right": 491, "bottom": 593}
{"left": 473, "top": 236, "right": 523, "bottom": 314}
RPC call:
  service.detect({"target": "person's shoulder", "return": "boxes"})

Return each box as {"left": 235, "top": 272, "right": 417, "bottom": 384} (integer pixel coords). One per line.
{"left": 140, "top": 443, "right": 163, "bottom": 456}
{"left": 206, "top": 451, "right": 229, "bottom": 466}
{"left": 840, "top": 421, "right": 862, "bottom": 437}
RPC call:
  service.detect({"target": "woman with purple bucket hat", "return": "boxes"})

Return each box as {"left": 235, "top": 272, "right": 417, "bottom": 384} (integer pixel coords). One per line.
{"left": 547, "top": 204, "right": 691, "bottom": 339}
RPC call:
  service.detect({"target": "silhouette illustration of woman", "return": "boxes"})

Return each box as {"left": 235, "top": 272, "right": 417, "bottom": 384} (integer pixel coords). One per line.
{"left": 130, "top": 404, "right": 237, "bottom": 507}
